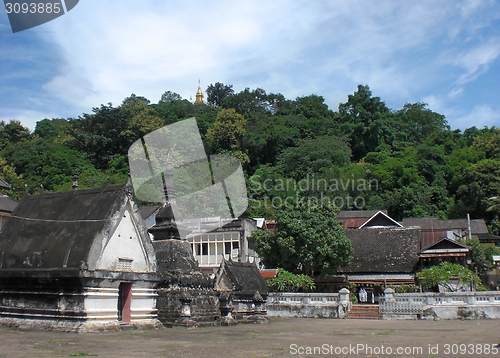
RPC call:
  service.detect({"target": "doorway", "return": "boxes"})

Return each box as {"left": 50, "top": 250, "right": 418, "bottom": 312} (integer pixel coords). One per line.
{"left": 118, "top": 282, "right": 133, "bottom": 323}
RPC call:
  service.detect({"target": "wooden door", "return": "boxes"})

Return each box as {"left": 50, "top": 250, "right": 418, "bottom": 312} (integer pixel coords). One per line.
{"left": 118, "top": 282, "right": 133, "bottom": 323}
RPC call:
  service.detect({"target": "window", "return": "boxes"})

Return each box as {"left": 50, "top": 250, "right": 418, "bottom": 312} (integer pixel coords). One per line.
{"left": 117, "top": 258, "right": 133, "bottom": 271}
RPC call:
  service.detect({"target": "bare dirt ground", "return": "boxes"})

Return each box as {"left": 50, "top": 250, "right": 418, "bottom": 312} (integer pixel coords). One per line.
{"left": 0, "top": 318, "right": 499, "bottom": 358}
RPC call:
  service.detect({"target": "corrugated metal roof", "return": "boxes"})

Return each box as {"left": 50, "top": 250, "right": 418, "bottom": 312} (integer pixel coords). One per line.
{"left": 336, "top": 210, "right": 387, "bottom": 219}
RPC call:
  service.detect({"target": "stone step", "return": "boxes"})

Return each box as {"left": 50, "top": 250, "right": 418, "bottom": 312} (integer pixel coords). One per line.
{"left": 347, "top": 304, "right": 382, "bottom": 320}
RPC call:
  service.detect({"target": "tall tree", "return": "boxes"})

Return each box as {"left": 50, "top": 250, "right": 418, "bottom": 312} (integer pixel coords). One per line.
{"left": 206, "top": 82, "right": 234, "bottom": 106}
{"left": 0, "top": 120, "right": 32, "bottom": 151}
{"left": 252, "top": 204, "right": 352, "bottom": 277}
{"left": 159, "top": 90, "right": 182, "bottom": 103}
{"left": 206, "top": 108, "right": 249, "bottom": 164}
{"left": 338, "top": 85, "right": 393, "bottom": 161}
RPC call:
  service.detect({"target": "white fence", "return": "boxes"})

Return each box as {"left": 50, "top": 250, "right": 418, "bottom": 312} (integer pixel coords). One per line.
{"left": 379, "top": 288, "right": 500, "bottom": 319}
{"left": 267, "top": 289, "right": 351, "bottom": 318}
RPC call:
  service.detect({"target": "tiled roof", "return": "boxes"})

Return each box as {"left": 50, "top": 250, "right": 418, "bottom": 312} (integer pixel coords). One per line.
{"left": 217, "top": 260, "right": 268, "bottom": 296}
{"left": 0, "top": 183, "right": 128, "bottom": 270}
{"left": 0, "top": 195, "right": 18, "bottom": 213}
{"left": 0, "top": 178, "right": 11, "bottom": 190}
{"left": 339, "top": 227, "right": 421, "bottom": 274}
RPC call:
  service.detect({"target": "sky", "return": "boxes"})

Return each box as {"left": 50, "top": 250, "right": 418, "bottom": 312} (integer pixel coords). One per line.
{"left": 1, "top": 0, "right": 500, "bottom": 131}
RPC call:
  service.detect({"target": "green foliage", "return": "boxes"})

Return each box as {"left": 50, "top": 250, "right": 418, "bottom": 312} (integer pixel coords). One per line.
{"left": 276, "top": 135, "right": 351, "bottom": 180}
{"left": 459, "top": 239, "right": 500, "bottom": 276}
{"left": 0, "top": 84, "right": 498, "bottom": 239}
{"left": 338, "top": 85, "right": 393, "bottom": 161}
{"left": 34, "top": 118, "right": 70, "bottom": 141}
{"left": 417, "top": 262, "right": 481, "bottom": 292}
{"left": 206, "top": 82, "right": 234, "bottom": 106}
{"left": 386, "top": 284, "right": 418, "bottom": 293}
{"left": 0, "top": 120, "right": 31, "bottom": 151}
{"left": 253, "top": 203, "right": 352, "bottom": 277}
{"left": 159, "top": 90, "right": 182, "bottom": 103}
{"left": 206, "top": 108, "right": 249, "bottom": 164}
{"left": 266, "top": 268, "right": 315, "bottom": 292}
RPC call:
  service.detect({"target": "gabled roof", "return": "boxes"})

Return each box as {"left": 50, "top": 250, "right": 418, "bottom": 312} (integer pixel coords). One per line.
{"left": 421, "top": 237, "right": 470, "bottom": 252}
{"left": 0, "top": 178, "right": 11, "bottom": 190}
{"left": 0, "top": 182, "right": 130, "bottom": 271}
{"left": 139, "top": 204, "right": 161, "bottom": 220}
{"left": 216, "top": 259, "right": 268, "bottom": 296}
{"left": 402, "top": 217, "right": 489, "bottom": 234}
{"left": 358, "top": 210, "right": 403, "bottom": 229}
{"left": 336, "top": 210, "right": 390, "bottom": 229}
{"left": 0, "top": 195, "right": 18, "bottom": 214}
{"left": 339, "top": 227, "right": 420, "bottom": 274}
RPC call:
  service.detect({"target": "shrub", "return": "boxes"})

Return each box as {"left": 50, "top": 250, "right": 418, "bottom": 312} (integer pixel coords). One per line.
{"left": 266, "top": 268, "right": 316, "bottom": 292}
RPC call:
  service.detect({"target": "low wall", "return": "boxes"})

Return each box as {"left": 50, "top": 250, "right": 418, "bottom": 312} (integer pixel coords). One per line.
{"left": 380, "top": 289, "right": 500, "bottom": 320}
{"left": 267, "top": 289, "right": 351, "bottom": 318}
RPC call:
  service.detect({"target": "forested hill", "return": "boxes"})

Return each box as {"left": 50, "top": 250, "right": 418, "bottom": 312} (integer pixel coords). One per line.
{"left": 1, "top": 84, "right": 499, "bottom": 235}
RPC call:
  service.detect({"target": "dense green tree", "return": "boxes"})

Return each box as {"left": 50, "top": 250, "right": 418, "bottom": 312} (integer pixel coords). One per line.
{"left": 159, "top": 90, "right": 182, "bottom": 103}
{"left": 0, "top": 137, "right": 92, "bottom": 193}
{"left": 459, "top": 238, "right": 500, "bottom": 276}
{"left": 206, "top": 108, "right": 249, "bottom": 164}
{"left": 473, "top": 127, "right": 500, "bottom": 159}
{"left": 276, "top": 135, "right": 351, "bottom": 180}
{"left": 206, "top": 82, "right": 234, "bottom": 106}
{"left": 34, "top": 118, "right": 71, "bottom": 141}
{"left": 0, "top": 120, "right": 31, "bottom": 151}
{"left": 417, "top": 262, "right": 480, "bottom": 292}
{"left": 153, "top": 99, "right": 195, "bottom": 125}
{"left": 453, "top": 159, "right": 500, "bottom": 221}
{"left": 338, "top": 85, "right": 393, "bottom": 161}
{"left": 394, "top": 102, "right": 448, "bottom": 146}
{"left": 0, "top": 156, "right": 24, "bottom": 200}
{"left": 252, "top": 204, "right": 352, "bottom": 277}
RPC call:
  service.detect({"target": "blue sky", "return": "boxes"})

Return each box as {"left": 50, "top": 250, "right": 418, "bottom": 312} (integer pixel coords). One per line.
{"left": 1, "top": 0, "right": 500, "bottom": 131}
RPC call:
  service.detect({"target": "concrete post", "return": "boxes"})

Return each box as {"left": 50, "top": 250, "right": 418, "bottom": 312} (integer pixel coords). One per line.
{"left": 339, "top": 288, "right": 350, "bottom": 303}
{"left": 384, "top": 288, "right": 395, "bottom": 302}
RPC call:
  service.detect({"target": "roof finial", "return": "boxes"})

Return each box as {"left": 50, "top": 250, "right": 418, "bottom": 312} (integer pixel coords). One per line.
{"left": 194, "top": 79, "right": 204, "bottom": 105}
{"left": 72, "top": 165, "right": 79, "bottom": 190}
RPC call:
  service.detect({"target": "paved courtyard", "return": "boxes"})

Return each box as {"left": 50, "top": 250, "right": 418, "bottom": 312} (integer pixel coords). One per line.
{"left": 1, "top": 318, "right": 499, "bottom": 357}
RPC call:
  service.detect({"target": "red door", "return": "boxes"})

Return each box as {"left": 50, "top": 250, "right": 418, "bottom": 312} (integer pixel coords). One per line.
{"left": 118, "top": 282, "right": 133, "bottom": 323}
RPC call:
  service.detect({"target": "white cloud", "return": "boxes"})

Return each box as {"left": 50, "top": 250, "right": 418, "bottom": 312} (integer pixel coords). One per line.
{"left": 2, "top": 0, "right": 500, "bottom": 131}
{"left": 453, "top": 104, "right": 500, "bottom": 129}
{"left": 454, "top": 39, "right": 500, "bottom": 85}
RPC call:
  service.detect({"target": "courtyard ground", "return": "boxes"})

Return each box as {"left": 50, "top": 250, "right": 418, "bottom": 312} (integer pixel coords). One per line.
{"left": 0, "top": 317, "right": 499, "bottom": 357}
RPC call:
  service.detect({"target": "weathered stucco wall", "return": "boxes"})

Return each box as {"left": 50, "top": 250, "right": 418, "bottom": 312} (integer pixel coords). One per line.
{"left": 267, "top": 290, "right": 351, "bottom": 318}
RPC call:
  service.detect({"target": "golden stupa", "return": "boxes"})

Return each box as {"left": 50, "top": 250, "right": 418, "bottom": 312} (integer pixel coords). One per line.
{"left": 194, "top": 80, "right": 204, "bottom": 105}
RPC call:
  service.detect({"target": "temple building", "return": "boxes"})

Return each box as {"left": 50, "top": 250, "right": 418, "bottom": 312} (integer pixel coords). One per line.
{"left": 0, "top": 179, "right": 159, "bottom": 331}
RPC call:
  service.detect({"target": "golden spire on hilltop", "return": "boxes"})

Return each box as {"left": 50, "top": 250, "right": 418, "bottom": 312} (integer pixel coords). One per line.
{"left": 194, "top": 79, "right": 204, "bottom": 105}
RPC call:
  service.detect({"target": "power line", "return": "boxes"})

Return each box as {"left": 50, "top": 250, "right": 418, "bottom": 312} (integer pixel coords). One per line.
{"left": 9, "top": 215, "right": 111, "bottom": 223}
